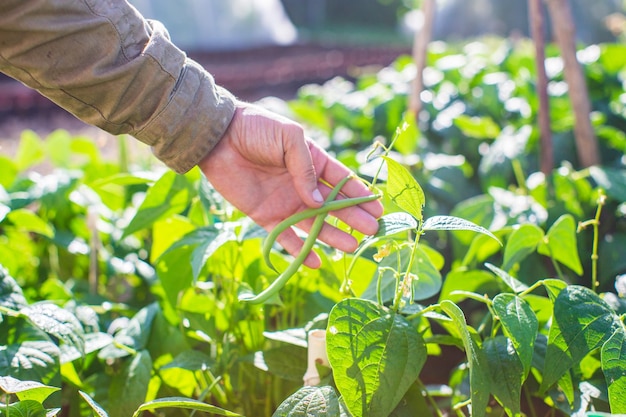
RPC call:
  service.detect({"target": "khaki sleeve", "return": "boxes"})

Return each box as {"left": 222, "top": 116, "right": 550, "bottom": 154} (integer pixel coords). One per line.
{"left": 0, "top": 0, "right": 236, "bottom": 173}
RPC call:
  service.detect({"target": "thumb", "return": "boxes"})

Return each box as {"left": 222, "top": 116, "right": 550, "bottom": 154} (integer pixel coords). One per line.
{"left": 283, "top": 136, "right": 324, "bottom": 207}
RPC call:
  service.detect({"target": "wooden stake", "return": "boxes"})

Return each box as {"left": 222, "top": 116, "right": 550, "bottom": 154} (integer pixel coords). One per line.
{"left": 546, "top": 0, "right": 600, "bottom": 167}
{"left": 528, "top": 0, "right": 554, "bottom": 175}
{"left": 409, "top": 0, "right": 436, "bottom": 118}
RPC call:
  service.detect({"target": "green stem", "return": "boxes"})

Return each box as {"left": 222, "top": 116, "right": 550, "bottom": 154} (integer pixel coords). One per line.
{"left": 392, "top": 233, "right": 422, "bottom": 312}
{"left": 577, "top": 190, "right": 606, "bottom": 292}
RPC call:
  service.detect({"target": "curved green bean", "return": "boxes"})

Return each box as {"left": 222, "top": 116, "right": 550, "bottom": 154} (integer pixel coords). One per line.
{"left": 263, "top": 175, "right": 353, "bottom": 272}
{"left": 240, "top": 181, "right": 381, "bottom": 304}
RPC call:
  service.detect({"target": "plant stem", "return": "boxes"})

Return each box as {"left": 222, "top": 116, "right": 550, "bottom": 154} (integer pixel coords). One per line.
{"left": 392, "top": 236, "right": 421, "bottom": 312}
{"left": 416, "top": 379, "right": 445, "bottom": 417}
{"left": 577, "top": 190, "right": 606, "bottom": 292}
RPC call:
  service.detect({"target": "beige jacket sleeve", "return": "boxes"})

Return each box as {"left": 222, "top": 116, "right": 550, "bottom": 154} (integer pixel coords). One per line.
{"left": 0, "top": 0, "right": 236, "bottom": 173}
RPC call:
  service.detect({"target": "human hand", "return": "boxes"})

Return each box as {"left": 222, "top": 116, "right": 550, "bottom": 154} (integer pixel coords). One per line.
{"left": 198, "top": 102, "right": 383, "bottom": 269}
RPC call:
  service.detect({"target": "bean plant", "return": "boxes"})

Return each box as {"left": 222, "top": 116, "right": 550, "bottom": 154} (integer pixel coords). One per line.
{"left": 1, "top": 37, "right": 626, "bottom": 417}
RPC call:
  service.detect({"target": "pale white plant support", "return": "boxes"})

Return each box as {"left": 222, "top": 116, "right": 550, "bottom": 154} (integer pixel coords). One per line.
{"left": 303, "top": 329, "right": 330, "bottom": 386}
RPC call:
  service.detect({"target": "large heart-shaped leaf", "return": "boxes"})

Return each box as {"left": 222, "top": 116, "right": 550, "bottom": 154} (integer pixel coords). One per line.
{"left": 326, "top": 298, "right": 426, "bottom": 417}
{"left": 272, "top": 386, "right": 349, "bottom": 417}
{"left": 540, "top": 286, "right": 619, "bottom": 392}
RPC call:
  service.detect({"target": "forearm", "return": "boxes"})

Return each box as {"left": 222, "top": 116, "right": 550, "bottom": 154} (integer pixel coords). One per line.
{"left": 0, "top": 0, "right": 235, "bottom": 173}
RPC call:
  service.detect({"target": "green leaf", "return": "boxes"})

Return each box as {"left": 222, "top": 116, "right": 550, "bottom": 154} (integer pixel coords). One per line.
{"left": 272, "top": 386, "right": 349, "bottom": 417}
{"left": 540, "top": 286, "right": 619, "bottom": 392}
{"left": 133, "top": 397, "right": 242, "bottom": 417}
{"left": 393, "top": 113, "right": 420, "bottom": 156}
{"left": 440, "top": 300, "right": 490, "bottom": 417}
{"left": 6, "top": 209, "right": 54, "bottom": 239}
{"left": 439, "top": 269, "right": 499, "bottom": 303}
{"left": 382, "top": 156, "right": 425, "bottom": 222}
{"left": 99, "top": 303, "right": 159, "bottom": 359}
{"left": 109, "top": 350, "right": 152, "bottom": 417}
{"left": 362, "top": 245, "right": 442, "bottom": 302}
{"left": 1, "top": 399, "right": 47, "bottom": 417}
{"left": 492, "top": 294, "right": 538, "bottom": 378}
{"left": 502, "top": 224, "right": 545, "bottom": 271}
{"left": 485, "top": 263, "right": 529, "bottom": 293}
{"left": 538, "top": 214, "right": 583, "bottom": 275}
{"left": 483, "top": 336, "right": 523, "bottom": 417}
{"left": 588, "top": 166, "right": 626, "bottom": 202}
{"left": 326, "top": 298, "right": 426, "bottom": 417}
{"left": 161, "top": 350, "right": 214, "bottom": 372}
{"left": 0, "top": 156, "right": 18, "bottom": 188}
{"left": 20, "top": 303, "right": 85, "bottom": 356}
{"left": 373, "top": 212, "right": 419, "bottom": 238}
{"left": 422, "top": 215, "right": 501, "bottom": 245}
{"left": 0, "top": 265, "right": 27, "bottom": 311}
{"left": 453, "top": 115, "right": 501, "bottom": 139}
{"left": 254, "top": 346, "right": 307, "bottom": 381}
{"left": 16, "top": 130, "right": 45, "bottom": 171}
{"left": 79, "top": 391, "right": 109, "bottom": 417}
{"left": 123, "top": 171, "right": 190, "bottom": 237}
{"left": 0, "top": 376, "right": 59, "bottom": 403}
{"left": 0, "top": 340, "right": 60, "bottom": 385}
{"left": 601, "top": 326, "right": 626, "bottom": 414}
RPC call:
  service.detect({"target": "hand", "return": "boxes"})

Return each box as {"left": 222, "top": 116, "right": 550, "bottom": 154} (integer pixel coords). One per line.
{"left": 198, "top": 101, "right": 383, "bottom": 268}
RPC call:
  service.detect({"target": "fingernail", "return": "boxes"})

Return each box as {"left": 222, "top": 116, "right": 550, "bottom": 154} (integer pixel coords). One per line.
{"left": 313, "top": 189, "right": 324, "bottom": 203}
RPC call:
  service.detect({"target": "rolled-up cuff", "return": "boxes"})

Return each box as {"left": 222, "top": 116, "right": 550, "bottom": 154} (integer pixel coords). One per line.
{"left": 135, "top": 59, "right": 236, "bottom": 173}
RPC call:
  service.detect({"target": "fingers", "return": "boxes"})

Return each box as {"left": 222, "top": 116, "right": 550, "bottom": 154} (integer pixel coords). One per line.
{"left": 308, "top": 141, "right": 384, "bottom": 220}
{"left": 282, "top": 125, "right": 325, "bottom": 207}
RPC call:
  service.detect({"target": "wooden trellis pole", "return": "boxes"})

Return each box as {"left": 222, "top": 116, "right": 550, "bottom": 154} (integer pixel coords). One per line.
{"left": 409, "top": 0, "right": 436, "bottom": 118}
{"left": 528, "top": 0, "right": 554, "bottom": 175}
{"left": 546, "top": 0, "right": 600, "bottom": 167}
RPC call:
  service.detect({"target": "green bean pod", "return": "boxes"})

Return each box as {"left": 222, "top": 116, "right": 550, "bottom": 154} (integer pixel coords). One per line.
{"left": 241, "top": 183, "right": 381, "bottom": 304}
{"left": 263, "top": 175, "right": 353, "bottom": 272}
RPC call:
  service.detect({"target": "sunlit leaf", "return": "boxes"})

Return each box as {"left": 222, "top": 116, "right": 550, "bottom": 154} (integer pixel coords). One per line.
{"left": 0, "top": 339, "right": 60, "bottom": 385}
{"left": 502, "top": 224, "right": 544, "bottom": 271}
{"left": 79, "top": 390, "right": 109, "bottom": 417}
{"left": 454, "top": 115, "right": 501, "bottom": 139}
{"left": 21, "top": 303, "right": 84, "bottom": 356}
{"left": 327, "top": 298, "right": 426, "bottom": 417}
{"left": 132, "top": 397, "right": 242, "bottom": 417}
{"left": 0, "top": 265, "right": 27, "bottom": 311}
{"left": 6, "top": 209, "right": 54, "bottom": 239}
{"left": 272, "top": 386, "right": 349, "bottom": 417}
{"left": 0, "top": 376, "right": 59, "bottom": 404}
{"left": 423, "top": 215, "right": 501, "bottom": 245}
{"left": 485, "top": 263, "right": 529, "bottom": 293}
{"left": 538, "top": 214, "right": 583, "bottom": 276}
{"left": 123, "top": 171, "right": 191, "bottom": 238}
{"left": 16, "top": 130, "right": 45, "bottom": 171}
{"left": 2, "top": 399, "right": 48, "bottom": 417}
{"left": 382, "top": 156, "right": 425, "bottom": 222}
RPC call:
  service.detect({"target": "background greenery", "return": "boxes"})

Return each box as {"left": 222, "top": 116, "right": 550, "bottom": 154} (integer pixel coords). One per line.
{"left": 1, "top": 31, "right": 626, "bottom": 417}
